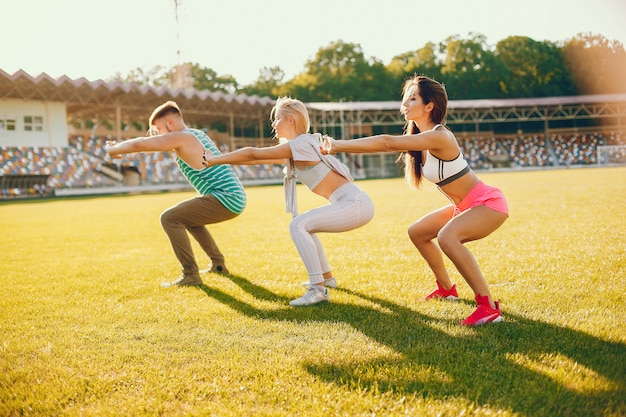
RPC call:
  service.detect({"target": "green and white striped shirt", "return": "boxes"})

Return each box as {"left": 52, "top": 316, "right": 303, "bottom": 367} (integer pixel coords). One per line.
{"left": 176, "top": 129, "right": 246, "bottom": 214}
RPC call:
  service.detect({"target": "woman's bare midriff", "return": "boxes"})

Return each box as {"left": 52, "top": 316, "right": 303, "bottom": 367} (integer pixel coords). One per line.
{"left": 311, "top": 169, "right": 350, "bottom": 199}
{"left": 437, "top": 171, "right": 480, "bottom": 204}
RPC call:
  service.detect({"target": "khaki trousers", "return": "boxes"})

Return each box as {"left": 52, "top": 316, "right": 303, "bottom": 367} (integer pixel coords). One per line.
{"left": 160, "top": 194, "right": 239, "bottom": 276}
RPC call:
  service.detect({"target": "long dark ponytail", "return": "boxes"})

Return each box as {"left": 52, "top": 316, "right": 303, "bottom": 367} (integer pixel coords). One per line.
{"left": 397, "top": 120, "right": 423, "bottom": 189}
{"left": 396, "top": 75, "right": 448, "bottom": 189}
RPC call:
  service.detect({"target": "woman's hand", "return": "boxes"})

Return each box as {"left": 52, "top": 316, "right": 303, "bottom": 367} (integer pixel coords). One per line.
{"left": 202, "top": 148, "right": 216, "bottom": 167}
{"left": 321, "top": 135, "right": 336, "bottom": 155}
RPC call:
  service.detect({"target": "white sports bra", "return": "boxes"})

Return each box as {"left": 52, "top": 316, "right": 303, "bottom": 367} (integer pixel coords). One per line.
{"left": 295, "top": 162, "right": 331, "bottom": 190}
{"left": 284, "top": 133, "right": 354, "bottom": 216}
{"left": 421, "top": 124, "right": 470, "bottom": 186}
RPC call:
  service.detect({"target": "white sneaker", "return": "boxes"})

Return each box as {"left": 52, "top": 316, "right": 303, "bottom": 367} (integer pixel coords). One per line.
{"left": 289, "top": 286, "right": 330, "bottom": 306}
{"left": 300, "top": 277, "right": 338, "bottom": 288}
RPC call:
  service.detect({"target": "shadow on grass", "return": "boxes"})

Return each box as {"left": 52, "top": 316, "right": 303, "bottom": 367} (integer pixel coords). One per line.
{"left": 198, "top": 275, "right": 625, "bottom": 417}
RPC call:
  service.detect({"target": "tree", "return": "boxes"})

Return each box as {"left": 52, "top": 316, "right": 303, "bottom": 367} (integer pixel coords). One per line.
{"left": 188, "top": 63, "right": 239, "bottom": 94}
{"left": 110, "top": 66, "right": 170, "bottom": 87}
{"left": 387, "top": 41, "right": 443, "bottom": 87}
{"left": 110, "top": 63, "right": 240, "bottom": 94}
{"left": 110, "top": 33, "right": 626, "bottom": 102}
{"left": 562, "top": 33, "right": 626, "bottom": 94}
{"left": 278, "top": 40, "right": 395, "bottom": 102}
{"left": 496, "top": 36, "right": 576, "bottom": 97}
{"left": 240, "top": 66, "right": 284, "bottom": 98}
{"left": 439, "top": 33, "right": 507, "bottom": 99}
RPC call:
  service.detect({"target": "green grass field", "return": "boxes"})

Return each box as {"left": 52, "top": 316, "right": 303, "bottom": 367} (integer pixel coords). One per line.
{"left": 1, "top": 167, "right": 625, "bottom": 417}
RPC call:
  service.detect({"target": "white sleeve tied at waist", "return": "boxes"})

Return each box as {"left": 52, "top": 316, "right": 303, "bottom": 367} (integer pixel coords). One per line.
{"left": 283, "top": 133, "right": 354, "bottom": 218}
{"left": 284, "top": 158, "right": 298, "bottom": 217}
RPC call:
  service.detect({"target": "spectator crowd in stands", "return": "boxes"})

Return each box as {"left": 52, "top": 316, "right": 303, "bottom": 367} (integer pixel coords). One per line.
{"left": 1, "top": 131, "right": 625, "bottom": 198}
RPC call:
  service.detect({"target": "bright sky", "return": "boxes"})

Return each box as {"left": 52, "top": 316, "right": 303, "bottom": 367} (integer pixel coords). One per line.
{"left": 3, "top": 0, "right": 626, "bottom": 86}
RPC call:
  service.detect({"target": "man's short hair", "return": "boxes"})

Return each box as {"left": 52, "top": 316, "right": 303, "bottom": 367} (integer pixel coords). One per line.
{"left": 149, "top": 101, "right": 182, "bottom": 128}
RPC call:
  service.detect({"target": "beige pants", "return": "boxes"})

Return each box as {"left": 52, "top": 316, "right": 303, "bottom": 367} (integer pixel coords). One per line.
{"left": 160, "top": 194, "right": 239, "bottom": 276}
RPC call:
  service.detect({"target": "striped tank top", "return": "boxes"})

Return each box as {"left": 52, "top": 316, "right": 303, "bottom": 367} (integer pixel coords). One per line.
{"left": 176, "top": 129, "right": 246, "bottom": 214}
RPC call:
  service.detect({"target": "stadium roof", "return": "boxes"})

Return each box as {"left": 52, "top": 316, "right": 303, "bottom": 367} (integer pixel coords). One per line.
{"left": 308, "top": 93, "right": 626, "bottom": 111}
{"left": 0, "top": 69, "right": 275, "bottom": 128}
{"left": 307, "top": 94, "right": 626, "bottom": 130}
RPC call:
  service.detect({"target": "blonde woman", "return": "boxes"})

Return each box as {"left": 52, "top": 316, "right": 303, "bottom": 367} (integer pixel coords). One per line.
{"left": 202, "top": 97, "right": 374, "bottom": 306}
{"left": 324, "top": 76, "right": 509, "bottom": 326}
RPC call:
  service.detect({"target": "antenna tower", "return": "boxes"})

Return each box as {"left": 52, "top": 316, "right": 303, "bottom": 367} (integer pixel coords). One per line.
{"left": 172, "top": 0, "right": 190, "bottom": 89}
{"left": 173, "top": 0, "right": 182, "bottom": 66}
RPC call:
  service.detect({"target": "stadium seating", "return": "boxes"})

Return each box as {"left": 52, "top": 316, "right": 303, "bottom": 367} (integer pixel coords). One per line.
{"left": 1, "top": 132, "right": 624, "bottom": 198}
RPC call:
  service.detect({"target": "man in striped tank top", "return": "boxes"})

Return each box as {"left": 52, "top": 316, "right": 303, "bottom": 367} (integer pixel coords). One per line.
{"left": 105, "top": 101, "right": 246, "bottom": 287}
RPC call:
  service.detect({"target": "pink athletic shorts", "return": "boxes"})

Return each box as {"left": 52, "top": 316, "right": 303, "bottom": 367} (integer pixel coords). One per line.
{"left": 456, "top": 181, "right": 508, "bottom": 215}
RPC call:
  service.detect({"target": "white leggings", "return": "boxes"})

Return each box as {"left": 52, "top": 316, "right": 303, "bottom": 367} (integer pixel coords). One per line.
{"left": 289, "top": 182, "right": 374, "bottom": 284}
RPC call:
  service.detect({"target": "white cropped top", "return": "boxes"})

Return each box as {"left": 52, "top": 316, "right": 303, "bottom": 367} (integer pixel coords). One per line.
{"left": 295, "top": 162, "right": 331, "bottom": 190}
{"left": 421, "top": 125, "right": 470, "bottom": 186}
{"left": 284, "top": 133, "right": 353, "bottom": 216}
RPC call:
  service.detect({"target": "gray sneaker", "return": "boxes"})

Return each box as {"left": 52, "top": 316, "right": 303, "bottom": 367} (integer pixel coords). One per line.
{"left": 289, "top": 286, "right": 330, "bottom": 306}
{"left": 301, "top": 277, "right": 338, "bottom": 288}
{"left": 161, "top": 274, "right": 203, "bottom": 287}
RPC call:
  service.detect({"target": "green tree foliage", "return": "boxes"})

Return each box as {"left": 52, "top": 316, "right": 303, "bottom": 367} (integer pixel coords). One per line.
{"left": 387, "top": 41, "right": 443, "bottom": 87}
{"left": 438, "top": 33, "right": 508, "bottom": 99}
{"left": 188, "top": 63, "right": 239, "bottom": 94}
{"left": 111, "top": 63, "right": 239, "bottom": 94}
{"left": 277, "top": 40, "right": 396, "bottom": 102}
{"left": 495, "top": 36, "right": 576, "bottom": 97}
{"left": 114, "top": 33, "right": 626, "bottom": 100}
{"left": 241, "top": 66, "right": 285, "bottom": 98}
{"left": 562, "top": 33, "right": 626, "bottom": 94}
{"left": 110, "top": 65, "right": 171, "bottom": 87}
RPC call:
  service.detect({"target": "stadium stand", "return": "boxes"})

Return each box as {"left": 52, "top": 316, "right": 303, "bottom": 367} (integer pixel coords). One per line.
{"left": 2, "top": 70, "right": 626, "bottom": 199}
{"left": 2, "top": 131, "right": 624, "bottom": 198}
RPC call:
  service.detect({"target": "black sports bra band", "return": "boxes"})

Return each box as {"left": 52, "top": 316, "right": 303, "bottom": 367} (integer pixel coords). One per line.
{"left": 435, "top": 165, "right": 471, "bottom": 186}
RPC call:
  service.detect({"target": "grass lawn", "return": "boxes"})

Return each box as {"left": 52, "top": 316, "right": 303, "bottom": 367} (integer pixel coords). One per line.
{"left": 1, "top": 167, "right": 625, "bottom": 416}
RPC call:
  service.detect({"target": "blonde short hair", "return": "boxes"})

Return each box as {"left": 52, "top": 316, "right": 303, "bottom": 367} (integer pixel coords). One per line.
{"left": 270, "top": 97, "right": 310, "bottom": 135}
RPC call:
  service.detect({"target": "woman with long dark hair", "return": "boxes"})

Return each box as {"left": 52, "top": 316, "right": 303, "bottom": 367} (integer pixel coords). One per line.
{"left": 324, "top": 75, "right": 509, "bottom": 326}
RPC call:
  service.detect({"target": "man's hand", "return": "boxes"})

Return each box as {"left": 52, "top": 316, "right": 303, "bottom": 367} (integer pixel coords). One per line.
{"left": 105, "top": 141, "right": 122, "bottom": 159}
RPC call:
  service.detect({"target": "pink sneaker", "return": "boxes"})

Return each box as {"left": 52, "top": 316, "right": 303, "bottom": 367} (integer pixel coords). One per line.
{"left": 461, "top": 295, "right": 503, "bottom": 326}
{"left": 425, "top": 282, "right": 459, "bottom": 300}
